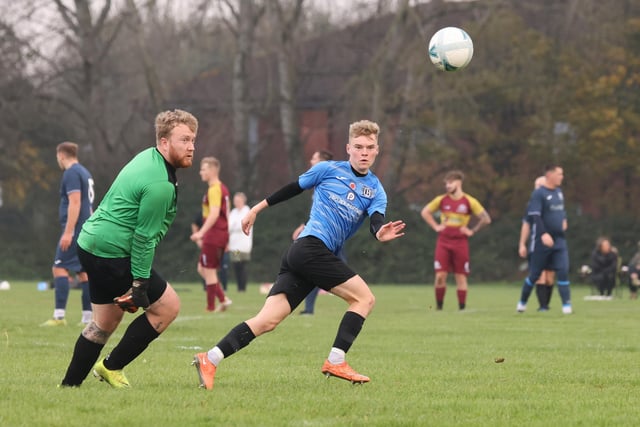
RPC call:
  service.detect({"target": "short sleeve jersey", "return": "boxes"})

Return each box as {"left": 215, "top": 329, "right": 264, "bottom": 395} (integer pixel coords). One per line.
{"left": 297, "top": 160, "right": 387, "bottom": 254}
{"left": 527, "top": 186, "right": 566, "bottom": 239}
{"left": 522, "top": 191, "right": 535, "bottom": 225}
{"left": 78, "top": 147, "right": 178, "bottom": 279}
{"left": 59, "top": 163, "right": 94, "bottom": 229}
{"left": 201, "top": 181, "right": 230, "bottom": 247}
{"left": 425, "top": 193, "right": 485, "bottom": 240}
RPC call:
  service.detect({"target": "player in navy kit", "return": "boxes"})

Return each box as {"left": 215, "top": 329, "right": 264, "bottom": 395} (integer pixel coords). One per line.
{"left": 41, "top": 142, "right": 94, "bottom": 327}
{"left": 193, "top": 120, "right": 406, "bottom": 389}
{"left": 517, "top": 165, "right": 571, "bottom": 314}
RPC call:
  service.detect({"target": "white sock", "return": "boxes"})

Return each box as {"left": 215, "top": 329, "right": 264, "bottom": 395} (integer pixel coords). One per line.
{"left": 53, "top": 309, "right": 66, "bottom": 319}
{"left": 207, "top": 346, "right": 224, "bottom": 366}
{"left": 327, "top": 347, "right": 345, "bottom": 365}
{"left": 81, "top": 311, "right": 93, "bottom": 323}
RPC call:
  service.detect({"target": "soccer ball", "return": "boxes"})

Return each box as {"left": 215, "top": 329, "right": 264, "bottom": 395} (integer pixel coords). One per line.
{"left": 0, "top": 280, "right": 10, "bottom": 291}
{"left": 428, "top": 27, "right": 474, "bottom": 71}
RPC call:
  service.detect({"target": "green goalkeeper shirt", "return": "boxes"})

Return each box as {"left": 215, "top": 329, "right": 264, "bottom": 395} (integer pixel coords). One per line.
{"left": 78, "top": 147, "right": 178, "bottom": 279}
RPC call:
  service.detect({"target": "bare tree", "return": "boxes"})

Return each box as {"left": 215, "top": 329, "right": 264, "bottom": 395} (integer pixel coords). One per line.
{"left": 0, "top": 19, "right": 53, "bottom": 208}
{"left": 267, "top": 0, "right": 306, "bottom": 178}
{"left": 47, "top": 0, "right": 128, "bottom": 175}
{"left": 220, "top": 0, "right": 265, "bottom": 191}
{"left": 124, "top": 0, "right": 166, "bottom": 113}
{"left": 366, "top": 0, "right": 412, "bottom": 191}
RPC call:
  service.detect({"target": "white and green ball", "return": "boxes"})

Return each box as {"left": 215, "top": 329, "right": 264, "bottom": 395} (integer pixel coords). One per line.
{"left": 428, "top": 27, "right": 474, "bottom": 71}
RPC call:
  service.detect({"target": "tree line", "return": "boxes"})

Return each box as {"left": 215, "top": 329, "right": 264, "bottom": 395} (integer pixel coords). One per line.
{"left": 1, "top": 0, "right": 640, "bottom": 284}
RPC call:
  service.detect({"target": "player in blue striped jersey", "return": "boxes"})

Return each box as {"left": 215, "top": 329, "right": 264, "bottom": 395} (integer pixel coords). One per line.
{"left": 193, "top": 120, "right": 406, "bottom": 389}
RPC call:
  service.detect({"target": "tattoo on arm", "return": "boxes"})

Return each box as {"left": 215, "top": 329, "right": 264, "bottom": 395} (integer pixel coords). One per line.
{"left": 472, "top": 211, "right": 491, "bottom": 233}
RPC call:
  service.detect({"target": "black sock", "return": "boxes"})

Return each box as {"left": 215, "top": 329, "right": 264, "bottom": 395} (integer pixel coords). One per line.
{"left": 61, "top": 334, "right": 104, "bottom": 386}
{"left": 543, "top": 286, "right": 553, "bottom": 308}
{"left": 535, "top": 284, "right": 546, "bottom": 308}
{"left": 216, "top": 322, "right": 256, "bottom": 357}
{"left": 104, "top": 314, "right": 159, "bottom": 370}
{"left": 332, "top": 311, "right": 365, "bottom": 353}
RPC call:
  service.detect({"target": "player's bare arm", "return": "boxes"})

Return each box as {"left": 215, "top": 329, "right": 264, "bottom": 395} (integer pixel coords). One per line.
{"left": 518, "top": 221, "right": 530, "bottom": 258}
{"left": 60, "top": 191, "right": 81, "bottom": 251}
{"left": 461, "top": 210, "right": 491, "bottom": 237}
{"left": 541, "top": 233, "right": 554, "bottom": 247}
{"left": 421, "top": 206, "right": 444, "bottom": 232}
{"left": 292, "top": 223, "right": 305, "bottom": 240}
{"left": 190, "top": 204, "right": 220, "bottom": 242}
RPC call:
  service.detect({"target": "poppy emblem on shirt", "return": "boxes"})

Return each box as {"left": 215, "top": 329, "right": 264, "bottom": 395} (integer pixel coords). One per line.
{"left": 349, "top": 182, "right": 356, "bottom": 190}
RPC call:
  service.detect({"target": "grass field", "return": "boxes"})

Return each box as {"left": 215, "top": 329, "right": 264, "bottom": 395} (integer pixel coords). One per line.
{"left": 1, "top": 280, "right": 640, "bottom": 426}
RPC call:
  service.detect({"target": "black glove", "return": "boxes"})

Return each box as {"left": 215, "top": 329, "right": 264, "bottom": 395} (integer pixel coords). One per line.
{"left": 113, "top": 279, "right": 150, "bottom": 313}
{"left": 131, "top": 279, "right": 150, "bottom": 308}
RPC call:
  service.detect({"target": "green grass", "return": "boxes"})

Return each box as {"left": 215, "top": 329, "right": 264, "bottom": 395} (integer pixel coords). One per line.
{"left": 2, "top": 281, "right": 640, "bottom": 426}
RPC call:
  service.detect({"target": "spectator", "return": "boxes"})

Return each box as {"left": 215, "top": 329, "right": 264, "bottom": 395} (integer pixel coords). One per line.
{"left": 627, "top": 243, "right": 640, "bottom": 300}
{"left": 228, "top": 192, "right": 252, "bottom": 292}
{"left": 590, "top": 237, "right": 618, "bottom": 297}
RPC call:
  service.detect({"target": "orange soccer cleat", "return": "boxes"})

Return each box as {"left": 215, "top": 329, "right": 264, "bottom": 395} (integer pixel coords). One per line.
{"left": 192, "top": 352, "right": 217, "bottom": 390}
{"left": 321, "top": 360, "right": 370, "bottom": 384}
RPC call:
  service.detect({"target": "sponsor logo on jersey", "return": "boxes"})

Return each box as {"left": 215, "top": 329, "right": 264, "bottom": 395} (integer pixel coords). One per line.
{"left": 347, "top": 192, "right": 355, "bottom": 201}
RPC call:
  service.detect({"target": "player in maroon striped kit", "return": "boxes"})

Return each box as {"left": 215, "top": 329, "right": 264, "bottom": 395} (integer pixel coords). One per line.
{"left": 421, "top": 170, "right": 491, "bottom": 310}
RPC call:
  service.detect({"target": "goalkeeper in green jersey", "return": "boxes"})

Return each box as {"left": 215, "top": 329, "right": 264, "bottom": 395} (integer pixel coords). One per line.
{"left": 60, "top": 109, "right": 198, "bottom": 388}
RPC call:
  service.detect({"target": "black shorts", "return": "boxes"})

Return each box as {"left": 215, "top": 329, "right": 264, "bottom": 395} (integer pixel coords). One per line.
{"left": 268, "top": 236, "right": 356, "bottom": 310}
{"left": 77, "top": 246, "right": 168, "bottom": 305}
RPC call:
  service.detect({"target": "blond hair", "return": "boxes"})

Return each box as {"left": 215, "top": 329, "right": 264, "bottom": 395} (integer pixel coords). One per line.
{"left": 201, "top": 156, "right": 220, "bottom": 169}
{"left": 155, "top": 109, "right": 198, "bottom": 141}
{"left": 348, "top": 120, "right": 380, "bottom": 141}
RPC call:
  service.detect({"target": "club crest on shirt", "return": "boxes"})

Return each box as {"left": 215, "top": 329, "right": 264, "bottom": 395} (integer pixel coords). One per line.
{"left": 361, "top": 185, "right": 374, "bottom": 198}
{"left": 456, "top": 204, "right": 468, "bottom": 214}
